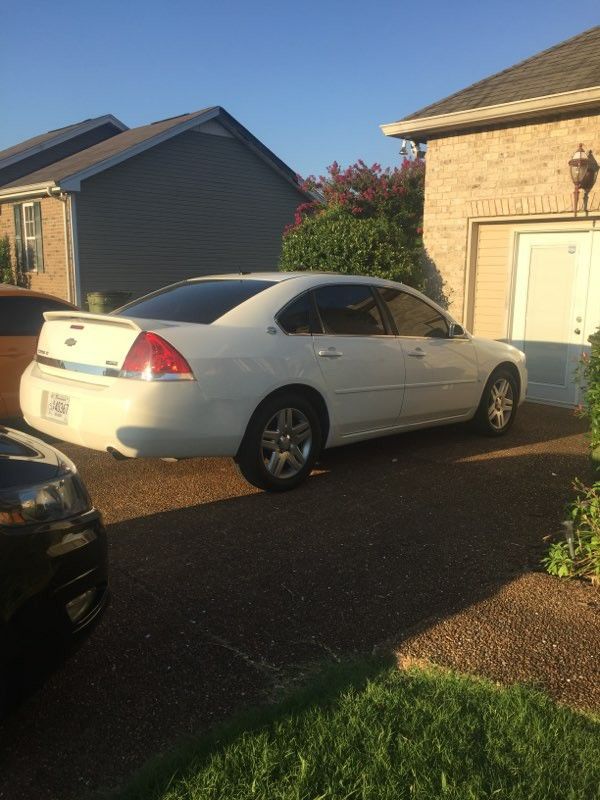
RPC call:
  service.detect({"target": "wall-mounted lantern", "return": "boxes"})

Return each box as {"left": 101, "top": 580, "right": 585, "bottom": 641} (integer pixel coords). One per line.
{"left": 568, "top": 144, "right": 599, "bottom": 216}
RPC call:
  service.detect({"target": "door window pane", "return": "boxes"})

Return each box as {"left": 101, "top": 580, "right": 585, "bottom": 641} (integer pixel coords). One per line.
{"left": 314, "top": 285, "right": 385, "bottom": 336}
{"left": 378, "top": 288, "right": 448, "bottom": 338}
{"left": 277, "top": 293, "right": 313, "bottom": 334}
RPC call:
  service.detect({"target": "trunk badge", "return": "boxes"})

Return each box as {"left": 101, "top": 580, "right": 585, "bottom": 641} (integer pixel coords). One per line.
{"left": 65, "top": 338, "right": 77, "bottom": 346}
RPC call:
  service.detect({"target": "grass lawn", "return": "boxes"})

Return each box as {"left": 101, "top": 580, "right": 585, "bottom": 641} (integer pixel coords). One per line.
{"left": 112, "top": 659, "right": 600, "bottom": 800}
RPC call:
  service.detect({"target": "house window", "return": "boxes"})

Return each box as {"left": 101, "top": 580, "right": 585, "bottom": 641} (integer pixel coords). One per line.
{"left": 13, "top": 201, "right": 44, "bottom": 271}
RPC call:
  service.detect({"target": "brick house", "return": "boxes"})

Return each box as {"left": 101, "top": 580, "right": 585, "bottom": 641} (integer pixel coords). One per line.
{"left": 382, "top": 26, "right": 600, "bottom": 406}
{"left": 0, "top": 107, "right": 306, "bottom": 307}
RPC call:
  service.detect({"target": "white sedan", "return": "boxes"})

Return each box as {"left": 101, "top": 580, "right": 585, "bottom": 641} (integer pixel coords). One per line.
{"left": 20, "top": 273, "right": 527, "bottom": 491}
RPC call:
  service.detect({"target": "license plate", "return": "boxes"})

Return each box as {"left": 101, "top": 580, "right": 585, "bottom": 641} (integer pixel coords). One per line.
{"left": 46, "top": 392, "right": 70, "bottom": 423}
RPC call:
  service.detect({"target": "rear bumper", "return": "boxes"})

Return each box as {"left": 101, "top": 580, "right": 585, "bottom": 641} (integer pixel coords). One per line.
{"left": 20, "top": 361, "right": 244, "bottom": 457}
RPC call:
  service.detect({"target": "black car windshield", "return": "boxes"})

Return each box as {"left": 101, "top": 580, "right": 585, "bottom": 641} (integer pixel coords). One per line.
{"left": 115, "top": 279, "right": 276, "bottom": 324}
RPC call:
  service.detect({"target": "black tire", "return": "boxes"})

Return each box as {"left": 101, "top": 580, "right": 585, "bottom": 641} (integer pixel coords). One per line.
{"left": 236, "top": 392, "right": 322, "bottom": 491}
{"left": 473, "top": 367, "right": 519, "bottom": 436}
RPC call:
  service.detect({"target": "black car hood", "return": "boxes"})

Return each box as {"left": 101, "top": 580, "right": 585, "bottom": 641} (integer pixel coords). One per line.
{"left": 0, "top": 427, "right": 62, "bottom": 491}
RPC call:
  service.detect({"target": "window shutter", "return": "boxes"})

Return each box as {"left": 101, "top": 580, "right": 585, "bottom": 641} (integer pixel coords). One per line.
{"left": 13, "top": 205, "right": 24, "bottom": 270}
{"left": 33, "top": 201, "right": 44, "bottom": 271}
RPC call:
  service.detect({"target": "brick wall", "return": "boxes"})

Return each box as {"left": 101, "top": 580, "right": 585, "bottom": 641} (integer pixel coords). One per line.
{"left": 423, "top": 112, "right": 600, "bottom": 319}
{"left": 0, "top": 195, "right": 70, "bottom": 301}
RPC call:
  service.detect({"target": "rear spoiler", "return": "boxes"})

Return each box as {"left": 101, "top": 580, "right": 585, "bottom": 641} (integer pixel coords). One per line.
{"left": 43, "top": 310, "right": 143, "bottom": 331}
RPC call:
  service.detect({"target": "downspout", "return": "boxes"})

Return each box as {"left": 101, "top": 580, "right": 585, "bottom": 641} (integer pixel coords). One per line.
{"left": 52, "top": 191, "right": 75, "bottom": 305}
{"left": 45, "top": 186, "right": 81, "bottom": 306}
{"left": 68, "top": 193, "right": 82, "bottom": 307}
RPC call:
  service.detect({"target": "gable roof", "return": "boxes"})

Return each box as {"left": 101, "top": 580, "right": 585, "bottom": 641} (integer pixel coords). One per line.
{"left": 382, "top": 25, "right": 600, "bottom": 141}
{"left": 0, "top": 115, "right": 127, "bottom": 170}
{"left": 0, "top": 107, "right": 305, "bottom": 196}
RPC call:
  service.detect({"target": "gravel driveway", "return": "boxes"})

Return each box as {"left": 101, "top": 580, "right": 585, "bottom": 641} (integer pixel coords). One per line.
{"left": 0, "top": 403, "right": 598, "bottom": 799}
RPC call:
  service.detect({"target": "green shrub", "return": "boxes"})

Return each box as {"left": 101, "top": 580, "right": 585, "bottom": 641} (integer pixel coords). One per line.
{"left": 579, "top": 328, "right": 600, "bottom": 465}
{"left": 280, "top": 159, "right": 426, "bottom": 291}
{"left": 543, "top": 479, "right": 600, "bottom": 584}
{"left": 281, "top": 209, "right": 424, "bottom": 287}
{"left": 0, "top": 235, "right": 13, "bottom": 284}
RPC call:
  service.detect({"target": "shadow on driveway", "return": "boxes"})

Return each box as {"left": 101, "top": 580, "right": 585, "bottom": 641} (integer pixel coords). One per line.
{"left": 0, "top": 404, "right": 592, "bottom": 799}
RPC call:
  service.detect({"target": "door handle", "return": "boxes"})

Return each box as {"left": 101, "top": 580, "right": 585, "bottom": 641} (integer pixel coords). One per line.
{"left": 574, "top": 328, "right": 581, "bottom": 335}
{"left": 407, "top": 349, "right": 426, "bottom": 358}
{"left": 318, "top": 348, "right": 343, "bottom": 358}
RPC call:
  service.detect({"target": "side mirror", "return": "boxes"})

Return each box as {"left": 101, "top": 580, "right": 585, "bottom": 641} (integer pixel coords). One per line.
{"left": 449, "top": 323, "right": 466, "bottom": 338}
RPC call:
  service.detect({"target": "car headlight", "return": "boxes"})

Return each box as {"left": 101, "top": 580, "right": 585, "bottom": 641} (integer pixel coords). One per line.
{"left": 0, "top": 467, "right": 92, "bottom": 527}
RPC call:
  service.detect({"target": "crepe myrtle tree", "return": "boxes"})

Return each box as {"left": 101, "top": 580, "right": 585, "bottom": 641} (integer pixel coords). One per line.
{"left": 280, "top": 159, "right": 426, "bottom": 289}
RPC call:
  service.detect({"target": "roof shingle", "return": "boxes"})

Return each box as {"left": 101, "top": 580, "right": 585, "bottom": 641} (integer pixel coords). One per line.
{"left": 0, "top": 107, "right": 301, "bottom": 191}
{"left": 0, "top": 116, "right": 125, "bottom": 165}
{"left": 400, "top": 25, "right": 600, "bottom": 122}
{"left": 1, "top": 110, "right": 215, "bottom": 189}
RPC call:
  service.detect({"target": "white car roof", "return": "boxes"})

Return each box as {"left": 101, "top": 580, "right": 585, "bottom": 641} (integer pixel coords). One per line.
{"left": 187, "top": 272, "right": 403, "bottom": 287}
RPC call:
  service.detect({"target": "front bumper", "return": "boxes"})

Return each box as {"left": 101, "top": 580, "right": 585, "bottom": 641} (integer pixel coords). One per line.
{"left": 1, "top": 508, "right": 109, "bottom": 663}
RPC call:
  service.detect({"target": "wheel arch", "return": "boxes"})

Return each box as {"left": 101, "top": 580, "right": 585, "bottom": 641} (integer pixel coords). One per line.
{"left": 480, "top": 360, "right": 522, "bottom": 404}
{"left": 494, "top": 361, "right": 521, "bottom": 395}
{"left": 237, "top": 383, "right": 331, "bottom": 459}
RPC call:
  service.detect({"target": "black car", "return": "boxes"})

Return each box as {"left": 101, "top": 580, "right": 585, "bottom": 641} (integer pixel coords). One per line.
{"left": 0, "top": 427, "right": 108, "bottom": 709}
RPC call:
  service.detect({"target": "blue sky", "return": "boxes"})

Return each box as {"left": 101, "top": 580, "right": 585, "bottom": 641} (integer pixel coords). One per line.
{"left": 1, "top": 1, "right": 598, "bottom": 178}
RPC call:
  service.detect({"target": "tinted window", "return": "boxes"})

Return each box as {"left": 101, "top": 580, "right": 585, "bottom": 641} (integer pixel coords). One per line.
{"left": 117, "top": 280, "right": 275, "bottom": 324}
{"left": 277, "top": 293, "right": 313, "bottom": 334}
{"left": 0, "top": 296, "right": 70, "bottom": 336}
{"left": 378, "top": 288, "right": 448, "bottom": 338}
{"left": 314, "top": 285, "right": 385, "bottom": 336}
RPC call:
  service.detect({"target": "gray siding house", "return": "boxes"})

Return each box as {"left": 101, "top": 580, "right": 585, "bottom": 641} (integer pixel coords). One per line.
{"left": 0, "top": 108, "right": 307, "bottom": 305}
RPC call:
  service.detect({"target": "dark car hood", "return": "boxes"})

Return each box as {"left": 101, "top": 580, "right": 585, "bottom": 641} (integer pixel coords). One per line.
{"left": 0, "top": 427, "right": 62, "bottom": 491}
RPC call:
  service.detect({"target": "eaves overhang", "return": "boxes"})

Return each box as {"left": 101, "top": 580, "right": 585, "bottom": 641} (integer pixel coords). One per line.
{"left": 0, "top": 182, "right": 61, "bottom": 201}
{"left": 381, "top": 85, "right": 600, "bottom": 142}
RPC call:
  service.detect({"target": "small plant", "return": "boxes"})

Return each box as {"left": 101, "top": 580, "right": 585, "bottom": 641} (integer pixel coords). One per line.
{"left": 0, "top": 235, "right": 13, "bottom": 284}
{"left": 578, "top": 328, "right": 600, "bottom": 466}
{"left": 543, "top": 479, "right": 600, "bottom": 584}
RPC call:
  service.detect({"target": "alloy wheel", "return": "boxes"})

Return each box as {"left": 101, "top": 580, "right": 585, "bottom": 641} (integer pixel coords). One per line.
{"left": 487, "top": 377, "right": 514, "bottom": 431}
{"left": 260, "top": 407, "right": 312, "bottom": 479}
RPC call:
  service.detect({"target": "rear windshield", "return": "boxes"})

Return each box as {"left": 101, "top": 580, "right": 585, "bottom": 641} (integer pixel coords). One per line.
{"left": 115, "top": 280, "right": 275, "bottom": 324}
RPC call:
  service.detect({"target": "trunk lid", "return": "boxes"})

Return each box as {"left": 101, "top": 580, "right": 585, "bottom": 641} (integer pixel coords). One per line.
{"left": 36, "top": 311, "right": 146, "bottom": 385}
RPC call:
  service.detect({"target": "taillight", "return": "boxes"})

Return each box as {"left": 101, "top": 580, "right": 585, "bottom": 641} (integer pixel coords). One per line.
{"left": 120, "top": 332, "right": 194, "bottom": 381}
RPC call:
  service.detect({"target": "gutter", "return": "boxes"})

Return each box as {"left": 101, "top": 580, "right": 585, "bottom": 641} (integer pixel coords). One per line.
{"left": 381, "top": 85, "right": 600, "bottom": 141}
{"left": 0, "top": 181, "right": 60, "bottom": 200}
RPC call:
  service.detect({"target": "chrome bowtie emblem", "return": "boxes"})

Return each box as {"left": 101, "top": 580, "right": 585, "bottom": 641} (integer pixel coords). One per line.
{"left": 65, "top": 338, "right": 77, "bottom": 346}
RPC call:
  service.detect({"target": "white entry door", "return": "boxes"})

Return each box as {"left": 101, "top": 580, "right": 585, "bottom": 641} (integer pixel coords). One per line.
{"left": 511, "top": 232, "right": 592, "bottom": 406}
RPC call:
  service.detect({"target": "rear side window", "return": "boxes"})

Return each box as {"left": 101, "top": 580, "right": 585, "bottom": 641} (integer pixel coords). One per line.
{"left": 377, "top": 288, "right": 449, "bottom": 338}
{"left": 314, "top": 284, "right": 386, "bottom": 336}
{"left": 0, "top": 296, "right": 70, "bottom": 336}
{"left": 277, "top": 292, "right": 314, "bottom": 335}
{"left": 117, "top": 280, "right": 275, "bottom": 324}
